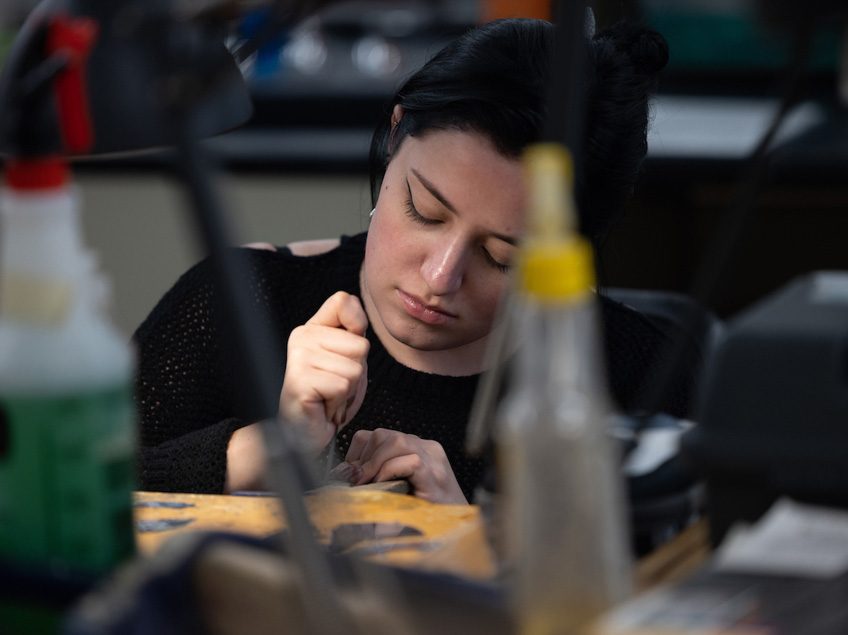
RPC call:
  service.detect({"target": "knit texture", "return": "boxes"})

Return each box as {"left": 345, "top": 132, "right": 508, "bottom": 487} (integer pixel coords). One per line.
{"left": 133, "top": 232, "right": 696, "bottom": 497}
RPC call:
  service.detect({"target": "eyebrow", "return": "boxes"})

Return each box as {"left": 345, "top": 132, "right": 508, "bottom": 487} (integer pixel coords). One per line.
{"left": 409, "top": 168, "right": 519, "bottom": 246}
{"left": 411, "top": 168, "right": 457, "bottom": 214}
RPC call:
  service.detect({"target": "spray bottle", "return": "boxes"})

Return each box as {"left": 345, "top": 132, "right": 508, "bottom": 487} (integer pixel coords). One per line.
{"left": 0, "top": 156, "right": 136, "bottom": 576}
{"left": 497, "top": 144, "right": 632, "bottom": 635}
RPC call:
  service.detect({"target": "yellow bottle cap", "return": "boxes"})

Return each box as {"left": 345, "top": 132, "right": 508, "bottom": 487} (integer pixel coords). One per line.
{"left": 519, "top": 236, "right": 595, "bottom": 301}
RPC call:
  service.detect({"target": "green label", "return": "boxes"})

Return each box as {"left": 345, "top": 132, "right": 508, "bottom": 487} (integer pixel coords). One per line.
{"left": 0, "top": 386, "right": 137, "bottom": 573}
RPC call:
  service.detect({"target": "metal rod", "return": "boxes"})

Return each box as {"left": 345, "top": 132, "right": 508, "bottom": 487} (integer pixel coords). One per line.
{"left": 174, "top": 117, "right": 352, "bottom": 635}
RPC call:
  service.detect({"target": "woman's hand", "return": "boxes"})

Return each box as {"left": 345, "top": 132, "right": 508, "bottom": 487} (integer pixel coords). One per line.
{"left": 345, "top": 428, "right": 467, "bottom": 504}
{"left": 225, "top": 422, "right": 266, "bottom": 492}
{"left": 280, "top": 291, "right": 370, "bottom": 451}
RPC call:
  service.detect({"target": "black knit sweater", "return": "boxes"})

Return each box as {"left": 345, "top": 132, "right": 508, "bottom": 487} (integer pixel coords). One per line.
{"left": 133, "top": 232, "right": 695, "bottom": 498}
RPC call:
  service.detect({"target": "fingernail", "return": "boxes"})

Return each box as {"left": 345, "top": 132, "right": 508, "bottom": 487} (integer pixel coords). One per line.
{"left": 349, "top": 466, "right": 363, "bottom": 484}
{"left": 329, "top": 462, "right": 354, "bottom": 482}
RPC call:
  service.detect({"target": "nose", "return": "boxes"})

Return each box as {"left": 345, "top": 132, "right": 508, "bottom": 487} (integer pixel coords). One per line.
{"left": 420, "top": 236, "right": 468, "bottom": 295}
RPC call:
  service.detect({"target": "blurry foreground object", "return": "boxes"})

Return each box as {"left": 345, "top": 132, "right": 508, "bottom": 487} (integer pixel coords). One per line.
{"left": 495, "top": 144, "right": 632, "bottom": 635}
{"left": 65, "top": 527, "right": 512, "bottom": 635}
{"left": 0, "top": 158, "right": 136, "bottom": 630}
{"left": 1, "top": 3, "right": 423, "bottom": 635}
{"left": 0, "top": 0, "right": 252, "bottom": 158}
{"left": 0, "top": 1, "right": 249, "bottom": 631}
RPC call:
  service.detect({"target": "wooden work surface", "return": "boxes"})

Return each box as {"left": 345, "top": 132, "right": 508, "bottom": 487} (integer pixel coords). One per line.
{"left": 131, "top": 489, "right": 717, "bottom": 635}
{"left": 134, "top": 485, "right": 497, "bottom": 580}
{"left": 134, "top": 487, "right": 709, "bottom": 587}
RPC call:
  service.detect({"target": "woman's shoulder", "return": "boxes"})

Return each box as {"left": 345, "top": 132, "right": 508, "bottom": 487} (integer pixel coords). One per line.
{"left": 597, "top": 291, "right": 704, "bottom": 418}
{"left": 282, "top": 238, "right": 340, "bottom": 256}
{"left": 598, "top": 293, "right": 665, "bottom": 339}
{"left": 239, "top": 232, "right": 367, "bottom": 303}
{"left": 242, "top": 238, "right": 340, "bottom": 257}
{"left": 245, "top": 232, "right": 366, "bottom": 259}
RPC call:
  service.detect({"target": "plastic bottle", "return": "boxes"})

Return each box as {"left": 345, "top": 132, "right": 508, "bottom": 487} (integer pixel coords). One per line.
{"left": 497, "top": 144, "right": 632, "bottom": 635}
{"left": 0, "top": 158, "right": 136, "bottom": 575}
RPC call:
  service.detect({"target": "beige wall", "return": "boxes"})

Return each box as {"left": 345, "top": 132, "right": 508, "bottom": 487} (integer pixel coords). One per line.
{"left": 76, "top": 172, "right": 371, "bottom": 336}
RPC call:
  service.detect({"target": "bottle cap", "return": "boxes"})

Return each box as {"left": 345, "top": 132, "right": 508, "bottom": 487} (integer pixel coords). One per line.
{"left": 4, "top": 158, "right": 70, "bottom": 191}
{"left": 519, "top": 236, "right": 596, "bottom": 301}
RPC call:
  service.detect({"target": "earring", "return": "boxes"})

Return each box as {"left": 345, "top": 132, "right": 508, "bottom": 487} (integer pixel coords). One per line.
{"left": 369, "top": 208, "right": 375, "bottom": 218}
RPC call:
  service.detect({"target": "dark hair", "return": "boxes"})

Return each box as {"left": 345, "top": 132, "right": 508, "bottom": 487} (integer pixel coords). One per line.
{"left": 368, "top": 18, "right": 668, "bottom": 244}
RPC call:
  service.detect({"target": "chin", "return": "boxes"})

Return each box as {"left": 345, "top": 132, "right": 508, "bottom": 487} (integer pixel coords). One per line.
{"left": 378, "top": 305, "right": 486, "bottom": 354}
{"left": 391, "top": 323, "right": 481, "bottom": 354}
{"left": 393, "top": 331, "right": 453, "bottom": 352}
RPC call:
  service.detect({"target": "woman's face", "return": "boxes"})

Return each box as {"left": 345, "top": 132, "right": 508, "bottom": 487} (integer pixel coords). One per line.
{"left": 361, "top": 127, "right": 526, "bottom": 375}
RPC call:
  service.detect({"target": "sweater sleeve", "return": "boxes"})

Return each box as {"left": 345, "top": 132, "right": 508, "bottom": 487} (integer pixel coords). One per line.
{"left": 132, "top": 258, "right": 250, "bottom": 493}
{"left": 137, "top": 418, "right": 244, "bottom": 493}
{"left": 132, "top": 234, "right": 365, "bottom": 493}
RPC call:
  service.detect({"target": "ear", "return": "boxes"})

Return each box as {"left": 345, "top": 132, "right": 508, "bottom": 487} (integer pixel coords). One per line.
{"left": 391, "top": 104, "right": 404, "bottom": 128}
{"left": 387, "top": 104, "right": 405, "bottom": 157}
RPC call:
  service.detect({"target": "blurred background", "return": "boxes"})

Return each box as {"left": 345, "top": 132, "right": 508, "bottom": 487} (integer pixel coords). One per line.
{"left": 2, "top": 0, "right": 846, "bottom": 336}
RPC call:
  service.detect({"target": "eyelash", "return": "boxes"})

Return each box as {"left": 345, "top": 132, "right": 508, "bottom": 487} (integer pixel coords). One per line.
{"left": 403, "top": 195, "right": 510, "bottom": 273}
{"left": 484, "top": 251, "right": 510, "bottom": 274}
{"left": 403, "top": 197, "right": 440, "bottom": 226}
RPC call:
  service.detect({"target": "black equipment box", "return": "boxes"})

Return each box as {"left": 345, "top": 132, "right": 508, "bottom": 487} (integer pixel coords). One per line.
{"left": 683, "top": 271, "right": 848, "bottom": 545}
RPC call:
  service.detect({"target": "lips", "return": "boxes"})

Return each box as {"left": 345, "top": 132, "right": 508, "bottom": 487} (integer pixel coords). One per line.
{"left": 397, "top": 289, "right": 457, "bottom": 326}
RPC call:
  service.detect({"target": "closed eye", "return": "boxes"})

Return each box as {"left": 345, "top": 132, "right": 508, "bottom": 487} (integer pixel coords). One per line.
{"left": 404, "top": 197, "right": 441, "bottom": 225}
{"left": 482, "top": 247, "right": 510, "bottom": 273}
{"left": 404, "top": 180, "right": 440, "bottom": 225}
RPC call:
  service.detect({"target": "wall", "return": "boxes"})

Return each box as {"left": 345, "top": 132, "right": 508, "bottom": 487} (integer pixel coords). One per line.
{"left": 76, "top": 172, "right": 371, "bottom": 336}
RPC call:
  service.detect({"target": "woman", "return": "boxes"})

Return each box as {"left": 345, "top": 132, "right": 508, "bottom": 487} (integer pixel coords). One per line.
{"left": 134, "top": 18, "right": 683, "bottom": 503}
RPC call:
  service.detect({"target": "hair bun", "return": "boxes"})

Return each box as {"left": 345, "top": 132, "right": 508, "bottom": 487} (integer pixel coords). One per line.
{"left": 596, "top": 21, "right": 669, "bottom": 77}
{"left": 626, "top": 29, "right": 669, "bottom": 75}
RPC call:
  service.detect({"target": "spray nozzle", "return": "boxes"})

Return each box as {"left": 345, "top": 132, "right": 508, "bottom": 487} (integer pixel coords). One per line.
{"left": 522, "top": 143, "right": 576, "bottom": 241}
{"left": 5, "top": 157, "right": 69, "bottom": 191}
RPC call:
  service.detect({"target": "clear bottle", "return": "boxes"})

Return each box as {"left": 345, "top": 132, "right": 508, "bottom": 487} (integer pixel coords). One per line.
{"left": 497, "top": 145, "right": 631, "bottom": 635}
{"left": 0, "top": 158, "right": 136, "bottom": 574}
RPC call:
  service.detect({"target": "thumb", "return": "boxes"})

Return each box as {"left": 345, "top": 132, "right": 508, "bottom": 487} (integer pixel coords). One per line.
{"left": 307, "top": 291, "right": 368, "bottom": 335}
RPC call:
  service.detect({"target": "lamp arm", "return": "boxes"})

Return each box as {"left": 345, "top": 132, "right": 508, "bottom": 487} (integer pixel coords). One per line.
{"left": 173, "top": 116, "right": 355, "bottom": 635}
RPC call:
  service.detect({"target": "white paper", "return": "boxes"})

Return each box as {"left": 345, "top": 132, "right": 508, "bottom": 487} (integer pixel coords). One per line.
{"left": 713, "top": 498, "right": 848, "bottom": 578}
{"left": 623, "top": 420, "right": 693, "bottom": 477}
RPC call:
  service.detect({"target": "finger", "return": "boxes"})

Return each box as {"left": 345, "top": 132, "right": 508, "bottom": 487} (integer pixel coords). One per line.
{"left": 328, "top": 461, "right": 362, "bottom": 484}
{"left": 331, "top": 401, "right": 348, "bottom": 427}
{"left": 292, "top": 325, "right": 370, "bottom": 361}
{"left": 372, "top": 454, "right": 422, "bottom": 485}
{"left": 304, "top": 349, "right": 366, "bottom": 388}
{"left": 323, "top": 392, "right": 350, "bottom": 429}
{"left": 289, "top": 417, "right": 335, "bottom": 452}
{"left": 317, "top": 328, "right": 369, "bottom": 360}
{"left": 335, "top": 294, "right": 368, "bottom": 336}
{"left": 342, "top": 368, "right": 368, "bottom": 427}
{"left": 307, "top": 292, "right": 369, "bottom": 335}
{"left": 345, "top": 429, "right": 374, "bottom": 464}
{"left": 319, "top": 365, "right": 360, "bottom": 427}
{"left": 356, "top": 430, "right": 417, "bottom": 485}
{"left": 331, "top": 393, "right": 355, "bottom": 426}
{"left": 284, "top": 369, "right": 355, "bottom": 423}
{"left": 285, "top": 346, "right": 363, "bottom": 405}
